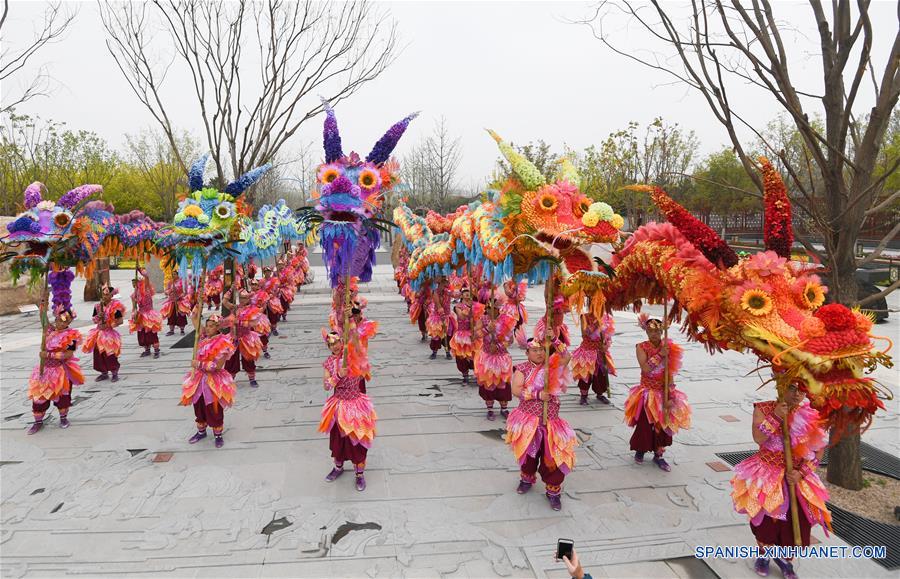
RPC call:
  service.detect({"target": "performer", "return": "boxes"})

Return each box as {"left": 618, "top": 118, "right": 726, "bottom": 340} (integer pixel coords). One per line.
{"left": 571, "top": 309, "right": 616, "bottom": 405}
{"left": 222, "top": 289, "right": 267, "bottom": 387}
{"left": 449, "top": 286, "right": 476, "bottom": 384}
{"left": 507, "top": 335, "right": 578, "bottom": 511}
{"left": 161, "top": 273, "right": 190, "bottom": 335}
{"left": 261, "top": 267, "right": 283, "bottom": 337}
{"left": 205, "top": 265, "right": 224, "bottom": 310}
{"left": 318, "top": 308, "right": 378, "bottom": 491}
{"left": 534, "top": 294, "right": 571, "bottom": 347}
{"left": 277, "top": 258, "right": 295, "bottom": 321}
{"left": 129, "top": 268, "right": 163, "bottom": 359}
{"left": 732, "top": 383, "right": 830, "bottom": 578}
{"left": 248, "top": 279, "right": 273, "bottom": 359}
{"left": 28, "top": 307, "right": 83, "bottom": 434}
{"left": 427, "top": 277, "right": 453, "bottom": 360}
{"left": 180, "top": 312, "right": 236, "bottom": 448}
{"left": 502, "top": 279, "right": 528, "bottom": 347}
{"left": 623, "top": 315, "right": 691, "bottom": 471}
{"left": 410, "top": 284, "right": 430, "bottom": 342}
{"left": 473, "top": 294, "right": 514, "bottom": 420}
{"left": 83, "top": 283, "right": 125, "bottom": 382}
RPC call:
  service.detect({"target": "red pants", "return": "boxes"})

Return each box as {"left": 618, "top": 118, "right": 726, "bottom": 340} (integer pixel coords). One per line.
{"left": 417, "top": 310, "right": 427, "bottom": 334}
{"left": 280, "top": 296, "right": 290, "bottom": 312}
{"left": 267, "top": 311, "right": 280, "bottom": 329}
{"left": 260, "top": 333, "right": 269, "bottom": 348}
{"left": 578, "top": 362, "right": 609, "bottom": 396}
{"left": 193, "top": 400, "right": 224, "bottom": 430}
{"left": 168, "top": 312, "right": 187, "bottom": 329}
{"left": 225, "top": 350, "right": 256, "bottom": 376}
{"left": 93, "top": 350, "right": 120, "bottom": 373}
{"left": 137, "top": 329, "right": 159, "bottom": 348}
{"left": 429, "top": 337, "right": 449, "bottom": 352}
{"left": 329, "top": 424, "right": 368, "bottom": 464}
{"left": 32, "top": 392, "right": 71, "bottom": 415}
{"left": 521, "top": 445, "right": 565, "bottom": 490}
{"left": 479, "top": 383, "right": 512, "bottom": 403}
{"left": 629, "top": 408, "right": 672, "bottom": 452}
{"left": 751, "top": 512, "right": 812, "bottom": 547}
{"left": 207, "top": 294, "right": 221, "bottom": 308}
{"left": 455, "top": 357, "right": 474, "bottom": 375}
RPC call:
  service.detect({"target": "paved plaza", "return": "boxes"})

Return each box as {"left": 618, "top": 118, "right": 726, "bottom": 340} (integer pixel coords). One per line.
{"left": 1, "top": 265, "right": 897, "bottom": 578}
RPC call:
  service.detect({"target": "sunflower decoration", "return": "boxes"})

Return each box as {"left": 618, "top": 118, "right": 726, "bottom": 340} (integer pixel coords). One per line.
{"left": 740, "top": 287, "right": 774, "bottom": 316}
{"left": 358, "top": 166, "right": 381, "bottom": 191}
{"left": 798, "top": 280, "right": 826, "bottom": 310}
{"left": 317, "top": 163, "right": 341, "bottom": 185}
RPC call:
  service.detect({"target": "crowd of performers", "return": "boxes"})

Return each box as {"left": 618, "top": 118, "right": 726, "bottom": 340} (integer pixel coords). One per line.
{"left": 25, "top": 242, "right": 831, "bottom": 577}
{"left": 392, "top": 259, "right": 830, "bottom": 575}
{"left": 26, "top": 245, "right": 312, "bottom": 447}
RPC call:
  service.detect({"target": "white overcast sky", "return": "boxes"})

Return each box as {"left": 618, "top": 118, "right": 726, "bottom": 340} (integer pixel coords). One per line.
{"left": 2, "top": 1, "right": 897, "bottom": 190}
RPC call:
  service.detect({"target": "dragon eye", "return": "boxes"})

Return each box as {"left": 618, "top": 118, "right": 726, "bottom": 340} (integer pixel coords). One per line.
{"left": 215, "top": 204, "right": 234, "bottom": 219}
{"left": 538, "top": 194, "right": 558, "bottom": 211}
{"left": 799, "top": 282, "right": 825, "bottom": 309}
{"left": 321, "top": 168, "right": 340, "bottom": 184}
{"left": 740, "top": 289, "right": 773, "bottom": 316}
{"left": 54, "top": 212, "right": 72, "bottom": 228}
{"left": 574, "top": 199, "right": 591, "bottom": 217}
{"left": 358, "top": 168, "right": 379, "bottom": 190}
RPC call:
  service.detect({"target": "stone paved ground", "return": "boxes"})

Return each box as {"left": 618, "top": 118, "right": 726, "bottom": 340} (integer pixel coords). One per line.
{"left": 1, "top": 265, "right": 897, "bottom": 578}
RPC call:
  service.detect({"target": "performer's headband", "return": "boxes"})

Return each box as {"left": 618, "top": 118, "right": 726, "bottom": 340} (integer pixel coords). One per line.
{"left": 638, "top": 313, "right": 664, "bottom": 331}
{"left": 207, "top": 314, "right": 222, "bottom": 324}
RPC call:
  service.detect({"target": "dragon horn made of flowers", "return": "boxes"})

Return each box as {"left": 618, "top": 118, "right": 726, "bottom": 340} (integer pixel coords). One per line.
{"left": 23, "top": 182, "right": 45, "bottom": 209}
{"left": 189, "top": 153, "right": 211, "bottom": 192}
{"left": 367, "top": 111, "right": 420, "bottom": 166}
{"left": 487, "top": 129, "right": 546, "bottom": 191}
{"left": 58, "top": 184, "right": 103, "bottom": 209}
{"left": 624, "top": 184, "right": 739, "bottom": 269}
{"left": 553, "top": 157, "right": 581, "bottom": 188}
{"left": 322, "top": 98, "right": 344, "bottom": 163}
{"left": 759, "top": 157, "right": 794, "bottom": 259}
{"left": 225, "top": 164, "right": 272, "bottom": 197}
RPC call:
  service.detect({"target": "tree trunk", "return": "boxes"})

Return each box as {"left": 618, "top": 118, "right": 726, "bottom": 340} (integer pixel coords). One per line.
{"left": 826, "top": 428, "right": 863, "bottom": 490}
{"left": 84, "top": 258, "right": 111, "bottom": 302}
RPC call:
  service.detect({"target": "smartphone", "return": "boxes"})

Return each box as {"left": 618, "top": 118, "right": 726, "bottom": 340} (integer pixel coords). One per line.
{"left": 556, "top": 538, "right": 574, "bottom": 561}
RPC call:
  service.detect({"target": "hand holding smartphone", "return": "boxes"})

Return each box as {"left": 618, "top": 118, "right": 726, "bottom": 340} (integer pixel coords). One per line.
{"left": 556, "top": 538, "right": 574, "bottom": 560}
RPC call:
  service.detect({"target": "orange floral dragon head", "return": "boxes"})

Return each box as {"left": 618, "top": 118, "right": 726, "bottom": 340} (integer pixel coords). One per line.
{"left": 597, "top": 158, "right": 891, "bottom": 434}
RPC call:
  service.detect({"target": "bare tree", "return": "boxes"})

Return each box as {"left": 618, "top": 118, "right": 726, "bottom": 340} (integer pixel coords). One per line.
{"left": 0, "top": 0, "right": 76, "bottom": 113}
{"left": 424, "top": 116, "right": 462, "bottom": 206}
{"left": 125, "top": 129, "right": 199, "bottom": 221}
{"left": 583, "top": 0, "right": 899, "bottom": 490}
{"left": 99, "top": 0, "right": 398, "bottom": 186}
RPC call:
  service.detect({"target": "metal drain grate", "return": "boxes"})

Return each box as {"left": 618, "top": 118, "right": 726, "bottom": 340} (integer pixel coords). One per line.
{"left": 828, "top": 504, "right": 899, "bottom": 570}
{"left": 716, "top": 446, "right": 900, "bottom": 570}
{"left": 716, "top": 441, "right": 900, "bottom": 480}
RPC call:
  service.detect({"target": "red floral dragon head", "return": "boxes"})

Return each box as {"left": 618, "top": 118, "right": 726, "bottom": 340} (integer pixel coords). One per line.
{"left": 587, "top": 158, "right": 891, "bottom": 434}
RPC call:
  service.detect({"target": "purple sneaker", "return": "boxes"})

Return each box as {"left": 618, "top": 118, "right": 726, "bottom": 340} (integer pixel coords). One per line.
{"left": 59, "top": 416, "right": 70, "bottom": 429}
{"left": 214, "top": 435, "right": 224, "bottom": 448}
{"left": 516, "top": 480, "right": 533, "bottom": 494}
{"left": 180, "top": 328, "right": 185, "bottom": 335}
{"left": 597, "top": 395, "right": 610, "bottom": 405}
{"left": 249, "top": 379, "right": 259, "bottom": 388}
{"left": 579, "top": 395, "right": 588, "bottom": 406}
{"left": 754, "top": 557, "right": 770, "bottom": 577}
{"left": 325, "top": 467, "right": 344, "bottom": 482}
{"left": 355, "top": 473, "right": 366, "bottom": 492}
{"left": 773, "top": 558, "right": 797, "bottom": 579}
{"left": 634, "top": 451, "right": 645, "bottom": 464}
{"left": 272, "top": 329, "right": 279, "bottom": 336}
{"left": 486, "top": 410, "right": 495, "bottom": 421}
{"left": 429, "top": 351, "right": 437, "bottom": 360}
{"left": 463, "top": 374, "right": 469, "bottom": 385}
{"left": 653, "top": 454, "right": 672, "bottom": 472}
{"left": 263, "top": 351, "right": 271, "bottom": 359}
{"left": 188, "top": 430, "right": 207, "bottom": 444}
{"left": 95, "top": 373, "right": 109, "bottom": 382}
{"left": 140, "top": 350, "right": 151, "bottom": 358}
{"left": 445, "top": 351, "right": 452, "bottom": 359}
{"left": 500, "top": 409, "right": 509, "bottom": 419}
{"left": 153, "top": 350, "right": 160, "bottom": 359}
{"left": 547, "top": 493, "right": 562, "bottom": 511}
{"left": 165, "top": 329, "right": 175, "bottom": 336}
{"left": 27, "top": 421, "right": 43, "bottom": 435}
{"left": 110, "top": 373, "right": 120, "bottom": 383}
